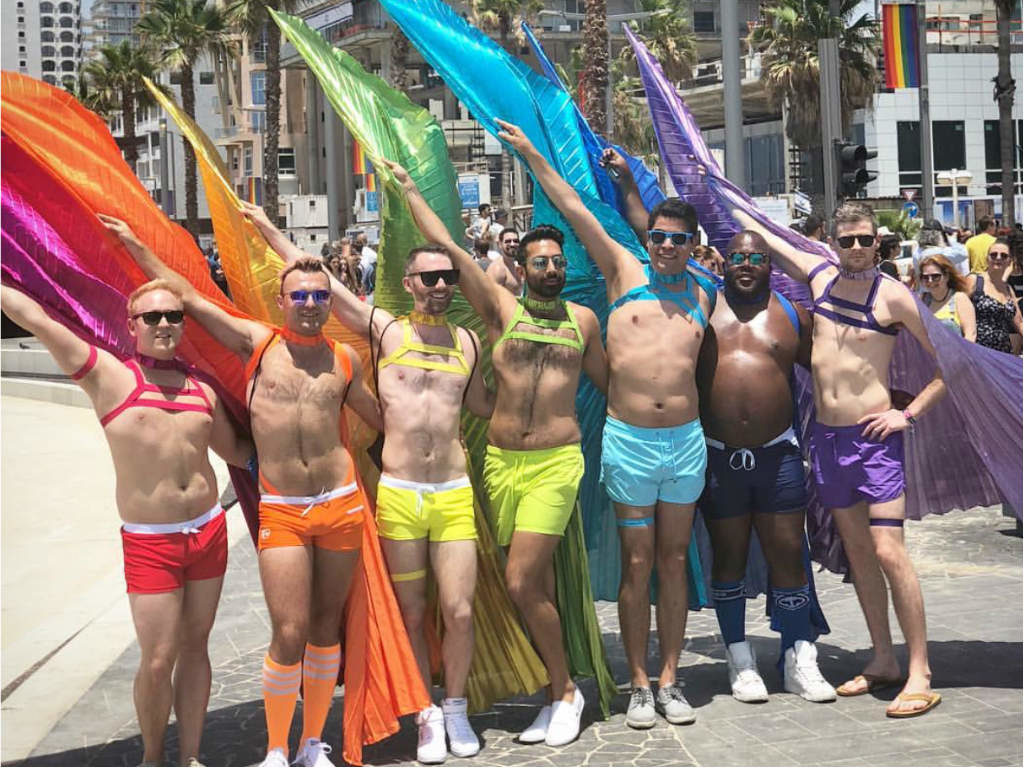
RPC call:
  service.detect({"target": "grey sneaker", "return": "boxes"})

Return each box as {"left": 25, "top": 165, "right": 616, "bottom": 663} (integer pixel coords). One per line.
{"left": 625, "top": 686, "right": 657, "bottom": 729}
{"left": 656, "top": 684, "right": 696, "bottom": 725}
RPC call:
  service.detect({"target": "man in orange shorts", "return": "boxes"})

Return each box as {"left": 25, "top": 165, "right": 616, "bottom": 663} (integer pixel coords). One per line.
{"left": 1, "top": 278, "right": 253, "bottom": 767}
{"left": 105, "top": 215, "right": 381, "bottom": 768}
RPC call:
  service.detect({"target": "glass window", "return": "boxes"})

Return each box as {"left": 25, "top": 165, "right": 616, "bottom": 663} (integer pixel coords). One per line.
{"left": 896, "top": 120, "right": 921, "bottom": 188}
{"left": 60, "top": 60, "right": 75, "bottom": 71}
{"left": 42, "top": 31, "right": 55, "bottom": 41}
{"left": 931, "top": 121, "right": 965, "bottom": 171}
{"left": 42, "top": 45, "right": 56, "bottom": 57}
{"left": 60, "top": 45, "right": 74, "bottom": 56}
{"left": 59, "top": 16, "right": 73, "bottom": 26}
{"left": 60, "top": 30, "right": 73, "bottom": 41}
{"left": 199, "top": 71, "right": 214, "bottom": 85}
{"left": 251, "top": 111, "right": 266, "bottom": 133}
{"left": 984, "top": 119, "right": 1024, "bottom": 196}
{"left": 43, "top": 74, "right": 57, "bottom": 84}
{"left": 250, "top": 71, "right": 266, "bottom": 105}
{"left": 693, "top": 11, "right": 715, "bottom": 33}
{"left": 59, "top": 2, "right": 72, "bottom": 11}
{"left": 42, "top": 60, "right": 56, "bottom": 72}
{"left": 278, "top": 148, "right": 296, "bottom": 174}
{"left": 244, "top": 146, "right": 253, "bottom": 174}
{"left": 40, "top": 1, "right": 53, "bottom": 11}
{"left": 41, "top": 16, "right": 54, "bottom": 26}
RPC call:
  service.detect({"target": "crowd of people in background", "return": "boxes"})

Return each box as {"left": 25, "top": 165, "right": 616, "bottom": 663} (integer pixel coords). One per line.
{"left": 792, "top": 212, "right": 1023, "bottom": 354}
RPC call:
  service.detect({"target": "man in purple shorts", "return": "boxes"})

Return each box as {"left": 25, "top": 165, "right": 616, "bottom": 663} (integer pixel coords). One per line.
{"left": 734, "top": 202, "right": 946, "bottom": 718}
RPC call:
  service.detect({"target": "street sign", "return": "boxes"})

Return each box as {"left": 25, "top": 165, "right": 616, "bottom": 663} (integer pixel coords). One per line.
{"left": 901, "top": 188, "right": 918, "bottom": 201}
{"left": 458, "top": 178, "right": 480, "bottom": 208}
{"left": 902, "top": 201, "right": 919, "bottom": 218}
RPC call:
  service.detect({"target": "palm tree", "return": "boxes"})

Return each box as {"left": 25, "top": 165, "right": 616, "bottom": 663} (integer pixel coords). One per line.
{"left": 82, "top": 41, "right": 163, "bottom": 171}
{"left": 993, "top": 0, "right": 1017, "bottom": 226}
{"left": 138, "top": 0, "right": 235, "bottom": 239}
{"left": 391, "top": 27, "right": 411, "bottom": 92}
{"left": 622, "top": 0, "right": 697, "bottom": 85}
{"left": 749, "top": 0, "right": 879, "bottom": 153}
{"left": 581, "top": 0, "right": 609, "bottom": 133}
{"left": 467, "top": 0, "right": 542, "bottom": 51}
{"left": 228, "top": 0, "right": 299, "bottom": 226}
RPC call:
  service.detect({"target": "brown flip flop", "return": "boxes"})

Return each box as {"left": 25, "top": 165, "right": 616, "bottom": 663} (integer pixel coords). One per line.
{"left": 886, "top": 691, "right": 942, "bottom": 718}
{"left": 835, "top": 673, "right": 904, "bottom": 697}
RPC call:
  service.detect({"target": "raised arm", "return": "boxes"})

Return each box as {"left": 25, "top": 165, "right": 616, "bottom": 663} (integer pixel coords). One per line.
{"left": 601, "top": 147, "right": 649, "bottom": 244}
{"left": 576, "top": 305, "right": 609, "bottom": 396}
{"left": 1, "top": 284, "right": 101, "bottom": 377}
{"left": 461, "top": 327, "right": 495, "bottom": 419}
{"left": 732, "top": 208, "right": 825, "bottom": 283}
{"left": 238, "top": 202, "right": 388, "bottom": 340}
{"left": 97, "top": 214, "right": 266, "bottom": 360}
{"left": 496, "top": 120, "right": 634, "bottom": 288}
{"left": 383, "top": 159, "right": 514, "bottom": 330}
{"left": 205, "top": 385, "right": 256, "bottom": 467}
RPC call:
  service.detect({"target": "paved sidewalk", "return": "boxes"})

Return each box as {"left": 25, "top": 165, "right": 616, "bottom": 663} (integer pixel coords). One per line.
{"left": 11, "top": 501, "right": 1021, "bottom": 767}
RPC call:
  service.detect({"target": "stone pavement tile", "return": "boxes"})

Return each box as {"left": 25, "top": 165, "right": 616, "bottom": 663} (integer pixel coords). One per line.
{"left": 728, "top": 710, "right": 818, "bottom": 742}
{"left": 678, "top": 741, "right": 797, "bottom": 767}
{"left": 976, "top": 757, "right": 1024, "bottom": 767}
{"left": 935, "top": 730, "right": 1024, "bottom": 762}
{"left": 960, "top": 688, "right": 1024, "bottom": 714}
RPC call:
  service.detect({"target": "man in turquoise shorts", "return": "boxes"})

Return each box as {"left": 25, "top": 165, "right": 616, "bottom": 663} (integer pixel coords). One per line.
{"left": 500, "top": 122, "right": 717, "bottom": 729}
{"left": 387, "top": 159, "right": 608, "bottom": 748}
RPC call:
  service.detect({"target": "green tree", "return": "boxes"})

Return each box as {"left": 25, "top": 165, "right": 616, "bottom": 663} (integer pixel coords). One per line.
{"left": 391, "top": 27, "right": 412, "bottom": 92}
{"left": 622, "top": 0, "right": 696, "bottom": 85}
{"left": 749, "top": 0, "right": 879, "bottom": 152}
{"left": 993, "top": 0, "right": 1017, "bottom": 225}
{"left": 82, "top": 41, "right": 163, "bottom": 171}
{"left": 228, "top": 0, "right": 300, "bottom": 225}
{"left": 467, "top": 0, "right": 542, "bottom": 51}
{"left": 138, "top": 0, "right": 235, "bottom": 238}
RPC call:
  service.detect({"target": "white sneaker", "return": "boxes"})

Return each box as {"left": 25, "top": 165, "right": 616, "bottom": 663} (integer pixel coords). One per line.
{"left": 518, "top": 705, "right": 551, "bottom": 744}
{"left": 544, "top": 688, "right": 584, "bottom": 747}
{"left": 416, "top": 704, "right": 447, "bottom": 764}
{"left": 726, "top": 641, "right": 769, "bottom": 703}
{"left": 442, "top": 697, "right": 480, "bottom": 758}
{"left": 784, "top": 640, "right": 837, "bottom": 703}
{"left": 291, "top": 738, "right": 334, "bottom": 767}
{"left": 259, "top": 748, "right": 289, "bottom": 767}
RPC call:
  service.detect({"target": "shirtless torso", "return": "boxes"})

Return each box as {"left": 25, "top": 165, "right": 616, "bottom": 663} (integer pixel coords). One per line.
{"left": 487, "top": 252, "right": 525, "bottom": 297}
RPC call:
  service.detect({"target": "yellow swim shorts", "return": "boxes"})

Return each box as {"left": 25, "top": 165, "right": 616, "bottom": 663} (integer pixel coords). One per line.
{"left": 375, "top": 474, "right": 477, "bottom": 542}
{"left": 483, "top": 443, "right": 585, "bottom": 547}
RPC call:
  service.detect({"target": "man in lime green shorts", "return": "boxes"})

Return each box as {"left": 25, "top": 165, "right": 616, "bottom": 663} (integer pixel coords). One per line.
{"left": 240, "top": 202, "right": 494, "bottom": 764}
{"left": 388, "top": 160, "right": 608, "bottom": 748}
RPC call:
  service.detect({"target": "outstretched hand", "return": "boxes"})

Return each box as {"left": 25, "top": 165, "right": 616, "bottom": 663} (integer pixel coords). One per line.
{"left": 857, "top": 408, "right": 910, "bottom": 440}
{"left": 381, "top": 158, "right": 413, "bottom": 189}
{"left": 495, "top": 119, "right": 534, "bottom": 155}
{"left": 239, "top": 200, "right": 273, "bottom": 231}
{"left": 97, "top": 213, "right": 144, "bottom": 251}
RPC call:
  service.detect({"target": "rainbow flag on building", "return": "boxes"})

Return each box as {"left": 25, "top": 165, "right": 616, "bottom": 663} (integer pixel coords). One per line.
{"left": 353, "top": 140, "right": 376, "bottom": 192}
{"left": 882, "top": 3, "right": 920, "bottom": 88}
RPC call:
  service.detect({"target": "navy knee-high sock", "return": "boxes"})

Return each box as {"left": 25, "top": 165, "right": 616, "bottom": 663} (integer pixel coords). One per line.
{"left": 711, "top": 580, "right": 746, "bottom": 646}
{"left": 773, "top": 584, "right": 812, "bottom": 654}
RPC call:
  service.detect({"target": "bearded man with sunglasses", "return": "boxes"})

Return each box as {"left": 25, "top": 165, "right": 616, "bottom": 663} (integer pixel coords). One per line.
{"left": 695, "top": 230, "right": 835, "bottom": 705}
{"left": 500, "top": 121, "right": 716, "bottom": 729}
{"left": 734, "top": 202, "right": 946, "bottom": 719}
{"left": 239, "top": 201, "right": 493, "bottom": 765}
{"left": 1, "top": 271, "right": 253, "bottom": 767}
{"left": 487, "top": 227, "right": 526, "bottom": 296}
{"left": 387, "top": 159, "right": 608, "bottom": 748}
{"left": 102, "top": 215, "right": 382, "bottom": 766}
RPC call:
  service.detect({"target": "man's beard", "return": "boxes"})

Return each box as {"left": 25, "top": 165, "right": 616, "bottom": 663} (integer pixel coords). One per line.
{"left": 528, "top": 273, "right": 565, "bottom": 298}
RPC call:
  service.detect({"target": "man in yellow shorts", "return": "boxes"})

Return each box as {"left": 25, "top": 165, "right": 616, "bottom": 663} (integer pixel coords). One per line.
{"left": 389, "top": 161, "right": 609, "bottom": 749}
{"left": 241, "top": 203, "right": 494, "bottom": 764}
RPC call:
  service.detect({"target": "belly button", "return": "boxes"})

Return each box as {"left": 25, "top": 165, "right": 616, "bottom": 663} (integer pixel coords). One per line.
{"left": 654, "top": 402, "right": 664, "bottom": 410}
{"left": 632, "top": 315, "right": 639, "bottom": 325}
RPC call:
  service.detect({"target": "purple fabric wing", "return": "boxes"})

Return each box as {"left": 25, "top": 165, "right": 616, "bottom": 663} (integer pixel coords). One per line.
{"left": 626, "top": 27, "right": 1023, "bottom": 576}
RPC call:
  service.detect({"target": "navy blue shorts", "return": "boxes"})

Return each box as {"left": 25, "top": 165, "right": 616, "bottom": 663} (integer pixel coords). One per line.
{"left": 699, "top": 435, "right": 807, "bottom": 519}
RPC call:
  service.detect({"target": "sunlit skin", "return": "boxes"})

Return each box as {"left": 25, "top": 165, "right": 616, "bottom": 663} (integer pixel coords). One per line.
{"left": 733, "top": 207, "right": 947, "bottom": 716}
{"left": 696, "top": 230, "right": 812, "bottom": 601}
{"left": 488, "top": 229, "right": 525, "bottom": 295}
{"left": 238, "top": 200, "right": 492, "bottom": 704}
{"left": 919, "top": 260, "right": 977, "bottom": 343}
{"left": 105, "top": 214, "right": 382, "bottom": 762}
{"left": 975, "top": 242, "right": 1024, "bottom": 336}
{"left": 2, "top": 275, "right": 252, "bottom": 766}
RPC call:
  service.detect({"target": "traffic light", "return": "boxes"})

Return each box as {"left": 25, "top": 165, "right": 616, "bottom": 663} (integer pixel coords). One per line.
{"left": 837, "top": 141, "right": 877, "bottom": 199}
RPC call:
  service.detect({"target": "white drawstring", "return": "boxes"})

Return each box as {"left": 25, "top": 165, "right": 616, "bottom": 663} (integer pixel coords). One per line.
{"left": 729, "top": 449, "right": 756, "bottom": 471}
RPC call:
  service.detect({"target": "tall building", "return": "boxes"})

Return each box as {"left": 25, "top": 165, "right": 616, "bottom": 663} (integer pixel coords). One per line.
{"left": 2, "top": 0, "right": 84, "bottom": 89}
{"left": 82, "top": 0, "right": 152, "bottom": 57}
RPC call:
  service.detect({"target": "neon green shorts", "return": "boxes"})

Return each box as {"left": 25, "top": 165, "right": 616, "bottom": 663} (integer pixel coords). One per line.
{"left": 375, "top": 475, "right": 477, "bottom": 542}
{"left": 483, "top": 443, "right": 585, "bottom": 546}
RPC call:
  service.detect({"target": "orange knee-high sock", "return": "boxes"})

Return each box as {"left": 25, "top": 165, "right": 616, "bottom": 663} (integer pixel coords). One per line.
{"left": 262, "top": 655, "right": 301, "bottom": 755}
{"left": 300, "top": 642, "right": 341, "bottom": 743}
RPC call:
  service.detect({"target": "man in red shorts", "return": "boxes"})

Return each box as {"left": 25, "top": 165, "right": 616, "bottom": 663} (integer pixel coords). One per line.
{"left": 1, "top": 280, "right": 254, "bottom": 767}
{"left": 102, "top": 215, "right": 381, "bottom": 767}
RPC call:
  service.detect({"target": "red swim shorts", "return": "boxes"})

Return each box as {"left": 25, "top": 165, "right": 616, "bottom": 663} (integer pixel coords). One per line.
{"left": 121, "top": 504, "right": 228, "bottom": 594}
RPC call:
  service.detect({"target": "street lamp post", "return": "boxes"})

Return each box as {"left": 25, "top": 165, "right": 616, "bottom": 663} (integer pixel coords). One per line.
{"left": 936, "top": 169, "right": 973, "bottom": 229}
{"left": 159, "top": 118, "right": 172, "bottom": 215}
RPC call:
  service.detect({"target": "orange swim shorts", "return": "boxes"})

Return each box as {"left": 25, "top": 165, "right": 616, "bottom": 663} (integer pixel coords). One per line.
{"left": 258, "top": 480, "right": 365, "bottom": 552}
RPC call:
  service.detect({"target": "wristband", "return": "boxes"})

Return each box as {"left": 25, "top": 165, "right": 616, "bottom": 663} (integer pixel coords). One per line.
{"left": 902, "top": 409, "right": 916, "bottom": 427}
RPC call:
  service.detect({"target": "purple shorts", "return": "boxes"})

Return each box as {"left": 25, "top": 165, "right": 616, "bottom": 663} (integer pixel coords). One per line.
{"left": 809, "top": 421, "right": 905, "bottom": 510}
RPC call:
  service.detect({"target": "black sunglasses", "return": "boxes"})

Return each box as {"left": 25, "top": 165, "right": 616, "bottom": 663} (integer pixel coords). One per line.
{"left": 836, "top": 234, "right": 876, "bottom": 248}
{"left": 920, "top": 273, "right": 944, "bottom": 283}
{"left": 410, "top": 268, "right": 460, "bottom": 287}
{"left": 132, "top": 310, "right": 185, "bottom": 326}
{"left": 529, "top": 255, "right": 568, "bottom": 270}
{"left": 648, "top": 229, "right": 694, "bottom": 246}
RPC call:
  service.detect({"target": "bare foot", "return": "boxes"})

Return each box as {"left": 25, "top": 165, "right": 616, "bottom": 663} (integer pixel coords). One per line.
{"left": 836, "top": 658, "right": 902, "bottom": 696}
